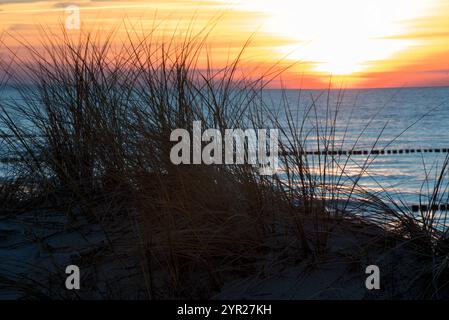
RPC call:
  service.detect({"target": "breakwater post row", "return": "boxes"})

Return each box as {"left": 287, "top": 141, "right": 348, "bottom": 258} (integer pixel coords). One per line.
{"left": 281, "top": 148, "right": 449, "bottom": 156}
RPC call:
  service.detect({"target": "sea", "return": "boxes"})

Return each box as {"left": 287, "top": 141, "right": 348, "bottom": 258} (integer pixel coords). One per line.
{"left": 263, "top": 86, "right": 449, "bottom": 210}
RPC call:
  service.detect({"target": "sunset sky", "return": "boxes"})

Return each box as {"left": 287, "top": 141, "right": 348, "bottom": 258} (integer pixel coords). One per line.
{"left": 0, "top": 0, "right": 448, "bottom": 88}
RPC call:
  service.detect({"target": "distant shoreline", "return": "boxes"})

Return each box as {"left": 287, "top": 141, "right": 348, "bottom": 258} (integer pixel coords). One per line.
{"left": 2, "top": 83, "right": 449, "bottom": 92}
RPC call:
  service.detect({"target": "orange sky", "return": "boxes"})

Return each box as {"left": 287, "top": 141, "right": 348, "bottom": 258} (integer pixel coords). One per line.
{"left": 0, "top": 0, "right": 449, "bottom": 88}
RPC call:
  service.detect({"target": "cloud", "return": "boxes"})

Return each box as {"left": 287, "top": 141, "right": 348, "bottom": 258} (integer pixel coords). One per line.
{"left": 383, "top": 31, "right": 449, "bottom": 40}
{"left": 6, "top": 23, "right": 30, "bottom": 31}
{"left": 0, "top": 0, "right": 54, "bottom": 4}
{"left": 417, "top": 68, "right": 449, "bottom": 75}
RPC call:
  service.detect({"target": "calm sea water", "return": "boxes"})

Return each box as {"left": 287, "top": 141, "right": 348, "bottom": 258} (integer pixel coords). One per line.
{"left": 264, "top": 86, "right": 449, "bottom": 207}
{"left": 2, "top": 86, "right": 449, "bottom": 209}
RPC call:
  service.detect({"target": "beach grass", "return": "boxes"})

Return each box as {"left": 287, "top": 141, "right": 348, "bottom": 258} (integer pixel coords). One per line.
{"left": 1, "top": 25, "right": 449, "bottom": 299}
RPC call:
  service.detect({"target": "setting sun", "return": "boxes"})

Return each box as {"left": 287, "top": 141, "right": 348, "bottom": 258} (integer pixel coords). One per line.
{"left": 223, "top": 0, "right": 438, "bottom": 76}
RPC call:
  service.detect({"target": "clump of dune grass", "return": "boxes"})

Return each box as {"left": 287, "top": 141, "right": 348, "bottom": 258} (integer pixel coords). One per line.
{"left": 377, "top": 153, "right": 449, "bottom": 298}
{"left": 0, "top": 25, "right": 296, "bottom": 298}
{"left": 1, "top": 23, "right": 449, "bottom": 299}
